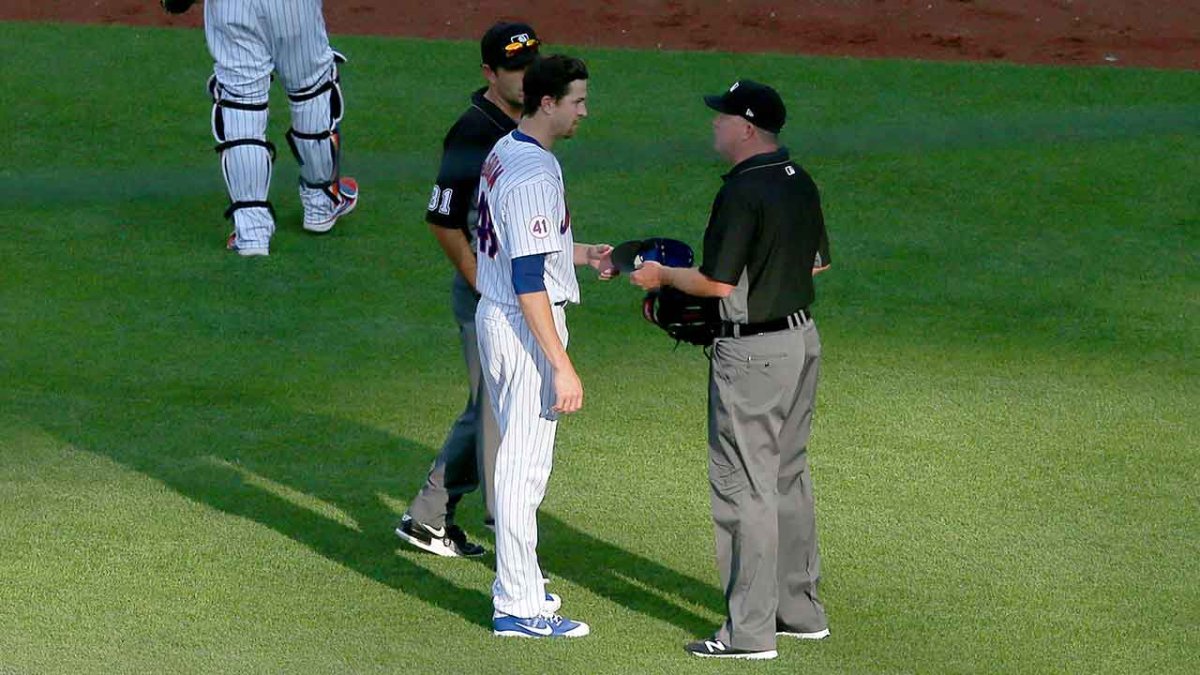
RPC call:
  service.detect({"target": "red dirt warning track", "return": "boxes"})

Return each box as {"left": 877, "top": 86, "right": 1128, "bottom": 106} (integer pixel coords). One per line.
{"left": 5, "top": 1, "right": 1198, "bottom": 69}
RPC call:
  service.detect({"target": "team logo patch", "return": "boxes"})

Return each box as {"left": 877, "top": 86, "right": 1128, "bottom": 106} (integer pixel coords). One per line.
{"left": 528, "top": 215, "right": 551, "bottom": 239}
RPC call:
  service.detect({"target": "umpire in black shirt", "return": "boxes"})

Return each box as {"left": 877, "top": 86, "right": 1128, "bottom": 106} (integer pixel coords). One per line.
{"left": 396, "top": 22, "right": 541, "bottom": 558}
{"left": 631, "top": 80, "right": 832, "bottom": 660}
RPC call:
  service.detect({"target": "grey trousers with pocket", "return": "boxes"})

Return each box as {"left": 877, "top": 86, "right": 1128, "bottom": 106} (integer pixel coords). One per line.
{"left": 407, "top": 274, "right": 500, "bottom": 529}
{"left": 708, "top": 319, "right": 827, "bottom": 651}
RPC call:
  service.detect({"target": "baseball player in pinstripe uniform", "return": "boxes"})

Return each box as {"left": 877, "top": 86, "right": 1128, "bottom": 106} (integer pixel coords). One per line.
{"left": 395, "top": 23, "right": 542, "bottom": 561}
{"left": 476, "top": 55, "right": 615, "bottom": 638}
{"left": 162, "top": 0, "right": 359, "bottom": 256}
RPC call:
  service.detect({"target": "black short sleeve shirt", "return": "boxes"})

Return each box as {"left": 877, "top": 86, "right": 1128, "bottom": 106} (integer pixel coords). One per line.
{"left": 425, "top": 88, "right": 518, "bottom": 243}
{"left": 699, "top": 148, "right": 831, "bottom": 323}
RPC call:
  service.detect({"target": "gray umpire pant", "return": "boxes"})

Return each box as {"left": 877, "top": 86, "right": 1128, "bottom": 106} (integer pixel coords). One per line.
{"left": 709, "top": 319, "right": 827, "bottom": 651}
{"left": 406, "top": 274, "right": 500, "bottom": 529}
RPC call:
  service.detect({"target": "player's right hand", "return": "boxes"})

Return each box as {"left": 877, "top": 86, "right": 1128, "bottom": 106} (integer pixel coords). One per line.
{"left": 553, "top": 363, "right": 583, "bottom": 414}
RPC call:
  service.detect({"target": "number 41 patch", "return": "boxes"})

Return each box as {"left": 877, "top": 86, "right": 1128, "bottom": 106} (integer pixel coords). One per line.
{"left": 528, "top": 215, "right": 551, "bottom": 239}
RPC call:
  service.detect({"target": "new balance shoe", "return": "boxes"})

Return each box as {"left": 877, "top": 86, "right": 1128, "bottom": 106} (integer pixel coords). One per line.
{"left": 303, "top": 177, "right": 358, "bottom": 233}
{"left": 226, "top": 231, "right": 268, "bottom": 257}
{"left": 684, "top": 639, "right": 777, "bottom": 660}
{"left": 493, "top": 612, "right": 589, "bottom": 639}
{"left": 394, "top": 515, "right": 484, "bottom": 558}
{"left": 777, "top": 627, "right": 830, "bottom": 640}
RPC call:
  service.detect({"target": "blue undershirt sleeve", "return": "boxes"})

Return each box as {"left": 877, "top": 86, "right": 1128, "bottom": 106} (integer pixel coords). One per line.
{"left": 512, "top": 253, "right": 547, "bottom": 295}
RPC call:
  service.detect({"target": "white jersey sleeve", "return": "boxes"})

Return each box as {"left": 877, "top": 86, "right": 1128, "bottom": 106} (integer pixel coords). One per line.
{"left": 500, "top": 177, "right": 566, "bottom": 260}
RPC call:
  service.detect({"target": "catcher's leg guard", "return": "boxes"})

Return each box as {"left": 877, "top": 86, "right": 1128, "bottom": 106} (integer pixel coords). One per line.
{"left": 210, "top": 76, "right": 275, "bottom": 251}
{"left": 284, "top": 59, "right": 349, "bottom": 228}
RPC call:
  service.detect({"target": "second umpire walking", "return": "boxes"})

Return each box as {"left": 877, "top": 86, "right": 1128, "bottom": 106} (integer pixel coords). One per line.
{"left": 631, "top": 80, "right": 832, "bottom": 660}
{"left": 396, "top": 22, "right": 542, "bottom": 557}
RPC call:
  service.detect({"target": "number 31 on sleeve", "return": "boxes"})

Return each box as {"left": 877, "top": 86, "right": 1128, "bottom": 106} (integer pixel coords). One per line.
{"left": 427, "top": 185, "right": 453, "bottom": 215}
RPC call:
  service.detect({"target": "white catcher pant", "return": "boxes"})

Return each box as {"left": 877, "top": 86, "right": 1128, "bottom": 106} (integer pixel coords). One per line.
{"left": 205, "top": 0, "right": 334, "bottom": 95}
{"left": 204, "top": 0, "right": 342, "bottom": 246}
{"left": 476, "top": 299, "right": 568, "bottom": 619}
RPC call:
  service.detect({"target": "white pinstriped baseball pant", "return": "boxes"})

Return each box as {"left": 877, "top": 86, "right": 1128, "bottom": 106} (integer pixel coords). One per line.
{"left": 476, "top": 298, "right": 567, "bottom": 619}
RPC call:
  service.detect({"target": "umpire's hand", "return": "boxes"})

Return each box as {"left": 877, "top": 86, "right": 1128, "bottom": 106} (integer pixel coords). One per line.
{"left": 629, "top": 260, "right": 666, "bottom": 291}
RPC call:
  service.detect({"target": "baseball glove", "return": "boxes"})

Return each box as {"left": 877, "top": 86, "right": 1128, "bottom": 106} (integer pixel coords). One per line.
{"left": 161, "top": 0, "right": 197, "bottom": 14}
{"left": 642, "top": 287, "right": 720, "bottom": 347}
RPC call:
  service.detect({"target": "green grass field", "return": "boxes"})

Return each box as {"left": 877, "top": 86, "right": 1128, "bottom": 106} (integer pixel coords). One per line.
{"left": 2, "top": 21, "right": 1197, "bottom": 673}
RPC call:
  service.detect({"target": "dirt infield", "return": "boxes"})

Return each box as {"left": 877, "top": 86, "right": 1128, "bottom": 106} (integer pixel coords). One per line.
{"left": 6, "top": 1, "right": 1198, "bottom": 69}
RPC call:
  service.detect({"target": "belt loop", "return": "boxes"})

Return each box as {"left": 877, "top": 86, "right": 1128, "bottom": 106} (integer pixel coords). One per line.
{"left": 732, "top": 323, "right": 741, "bottom": 339}
{"left": 787, "top": 314, "right": 796, "bottom": 330}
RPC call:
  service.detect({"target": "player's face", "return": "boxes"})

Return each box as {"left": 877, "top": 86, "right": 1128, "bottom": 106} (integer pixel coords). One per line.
{"left": 552, "top": 79, "right": 589, "bottom": 139}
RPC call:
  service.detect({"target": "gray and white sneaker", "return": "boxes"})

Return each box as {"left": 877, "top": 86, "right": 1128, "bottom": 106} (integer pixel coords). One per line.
{"left": 776, "top": 626, "right": 830, "bottom": 640}
{"left": 302, "top": 177, "right": 358, "bottom": 233}
{"left": 394, "top": 515, "right": 484, "bottom": 558}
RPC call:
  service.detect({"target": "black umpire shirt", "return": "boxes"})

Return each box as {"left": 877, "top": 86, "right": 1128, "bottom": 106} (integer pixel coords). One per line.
{"left": 699, "top": 147, "right": 831, "bottom": 324}
{"left": 426, "top": 88, "right": 518, "bottom": 241}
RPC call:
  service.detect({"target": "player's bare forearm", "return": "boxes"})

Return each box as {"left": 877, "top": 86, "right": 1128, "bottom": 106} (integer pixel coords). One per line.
{"left": 516, "top": 291, "right": 571, "bottom": 371}
{"left": 631, "top": 262, "right": 734, "bottom": 298}
{"left": 428, "top": 223, "right": 478, "bottom": 290}
{"left": 572, "top": 243, "right": 593, "bottom": 266}
{"left": 517, "top": 290, "right": 582, "bottom": 413}
{"left": 573, "top": 243, "right": 617, "bottom": 279}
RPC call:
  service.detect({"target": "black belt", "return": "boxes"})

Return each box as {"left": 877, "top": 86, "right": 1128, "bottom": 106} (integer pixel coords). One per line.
{"left": 718, "top": 309, "right": 811, "bottom": 338}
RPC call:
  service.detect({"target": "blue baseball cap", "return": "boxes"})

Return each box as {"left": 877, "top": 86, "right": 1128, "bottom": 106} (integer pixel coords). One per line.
{"left": 612, "top": 238, "right": 694, "bottom": 274}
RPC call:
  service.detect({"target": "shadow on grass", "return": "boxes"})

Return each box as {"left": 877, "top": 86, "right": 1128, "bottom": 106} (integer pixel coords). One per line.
{"left": 16, "top": 384, "right": 721, "bottom": 636}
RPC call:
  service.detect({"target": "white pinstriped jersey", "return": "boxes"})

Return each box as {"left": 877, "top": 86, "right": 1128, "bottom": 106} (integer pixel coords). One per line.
{"left": 475, "top": 132, "right": 579, "bottom": 307}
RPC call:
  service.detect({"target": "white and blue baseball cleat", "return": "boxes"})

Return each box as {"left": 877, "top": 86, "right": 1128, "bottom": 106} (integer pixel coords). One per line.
{"left": 493, "top": 612, "right": 590, "bottom": 638}
{"left": 543, "top": 592, "right": 562, "bottom": 613}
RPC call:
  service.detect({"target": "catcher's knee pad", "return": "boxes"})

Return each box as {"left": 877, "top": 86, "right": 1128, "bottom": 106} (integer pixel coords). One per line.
{"left": 209, "top": 76, "right": 276, "bottom": 221}
{"left": 284, "top": 58, "right": 345, "bottom": 206}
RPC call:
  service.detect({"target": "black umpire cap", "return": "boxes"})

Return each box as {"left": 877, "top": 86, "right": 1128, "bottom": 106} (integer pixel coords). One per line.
{"left": 704, "top": 79, "right": 786, "bottom": 134}
{"left": 481, "top": 22, "right": 541, "bottom": 70}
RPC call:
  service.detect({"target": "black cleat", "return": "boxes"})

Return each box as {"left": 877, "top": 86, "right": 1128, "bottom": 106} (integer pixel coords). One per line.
{"left": 395, "top": 515, "right": 485, "bottom": 558}
{"left": 684, "top": 638, "right": 777, "bottom": 660}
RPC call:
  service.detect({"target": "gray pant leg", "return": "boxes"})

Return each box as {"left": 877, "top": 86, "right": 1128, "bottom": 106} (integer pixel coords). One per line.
{"left": 776, "top": 322, "right": 826, "bottom": 633}
{"left": 406, "top": 276, "right": 499, "bottom": 528}
{"left": 709, "top": 329, "right": 814, "bottom": 651}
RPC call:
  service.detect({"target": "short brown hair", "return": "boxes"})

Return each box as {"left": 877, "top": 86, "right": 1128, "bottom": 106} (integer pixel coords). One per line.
{"left": 522, "top": 55, "right": 588, "bottom": 117}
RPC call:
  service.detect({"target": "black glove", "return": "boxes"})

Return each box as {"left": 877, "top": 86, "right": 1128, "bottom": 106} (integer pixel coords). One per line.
{"left": 161, "top": 0, "right": 197, "bottom": 15}
{"left": 642, "top": 287, "right": 720, "bottom": 347}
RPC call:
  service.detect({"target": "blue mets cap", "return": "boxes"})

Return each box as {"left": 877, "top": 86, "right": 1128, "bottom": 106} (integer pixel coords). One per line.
{"left": 612, "top": 238, "right": 695, "bottom": 274}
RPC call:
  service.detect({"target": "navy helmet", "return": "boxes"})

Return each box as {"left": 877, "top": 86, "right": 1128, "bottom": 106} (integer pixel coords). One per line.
{"left": 611, "top": 237, "right": 694, "bottom": 274}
